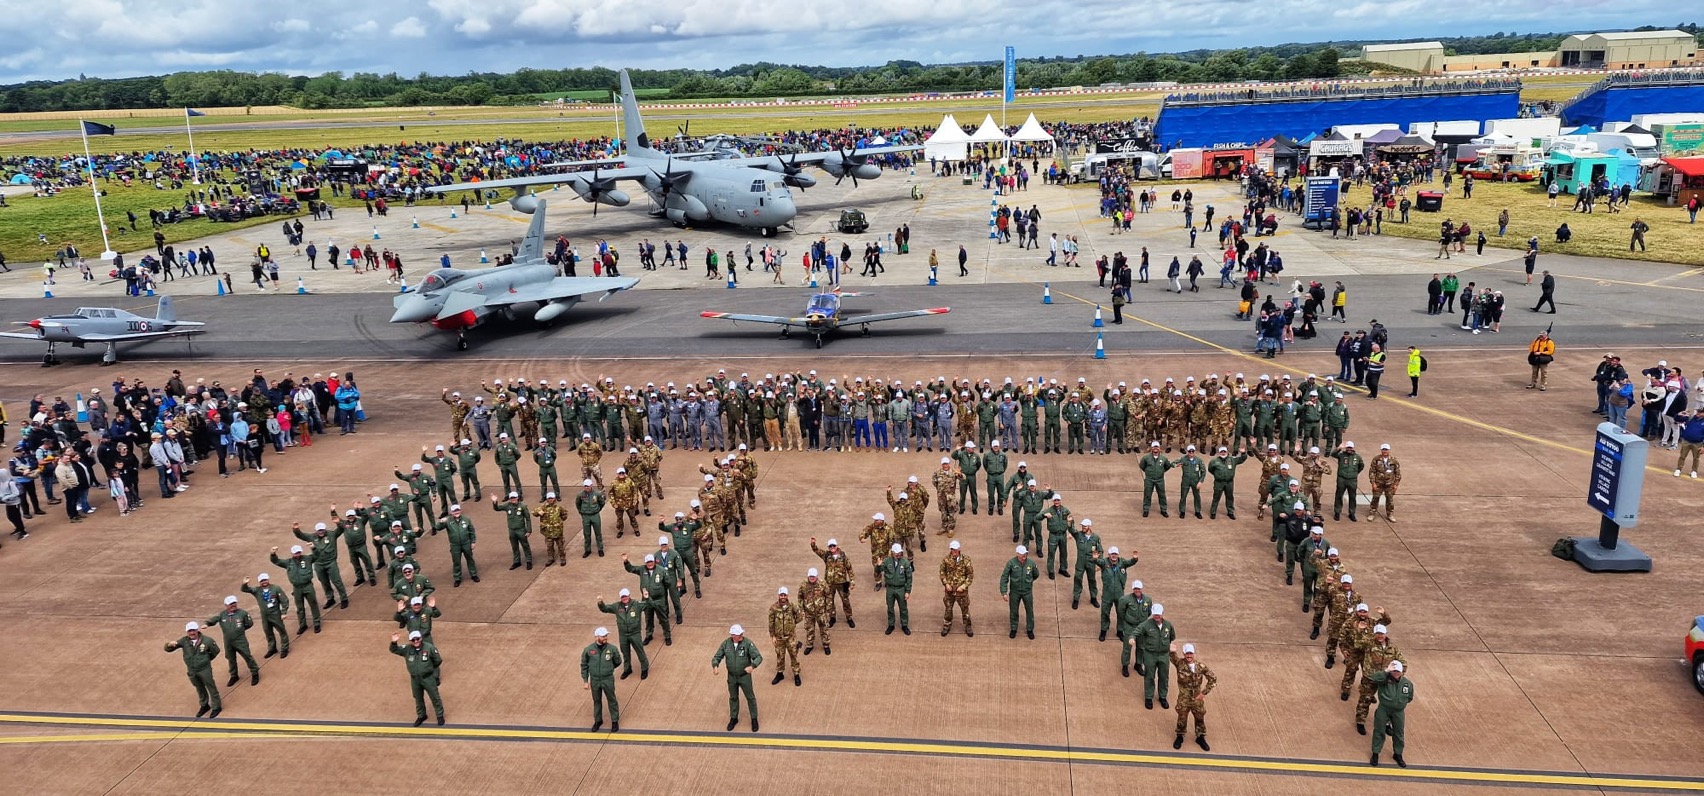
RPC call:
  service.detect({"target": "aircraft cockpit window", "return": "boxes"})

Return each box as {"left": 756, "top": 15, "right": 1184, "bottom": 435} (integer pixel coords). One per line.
{"left": 769, "top": 181, "right": 785, "bottom": 192}
{"left": 750, "top": 180, "right": 765, "bottom": 193}
{"left": 421, "top": 275, "right": 443, "bottom": 291}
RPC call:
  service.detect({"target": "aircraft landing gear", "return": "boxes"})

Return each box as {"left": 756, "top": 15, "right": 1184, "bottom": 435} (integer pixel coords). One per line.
{"left": 778, "top": 328, "right": 790, "bottom": 340}
{"left": 101, "top": 342, "right": 118, "bottom": 366}
{"left": 859, "top": 323, "right": 872, "bottom": 338}
{"left": 813, "top": 335, "right": 823, "bottom": 349}
{"left": 456, "top": 332, "right": 469, "bottom": 351}
{"left": 41, "top": 342, "right": 59, "bottom": 367}
{"left": 760, "top": 227, "right": 778, "bottom": 238}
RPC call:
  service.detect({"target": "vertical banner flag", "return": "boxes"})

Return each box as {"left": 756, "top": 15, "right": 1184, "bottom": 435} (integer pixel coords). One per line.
{"left": 186, "top": 108, "right": 207, "bottom": 117}
{"left": 1003, "top": 46, "right": 1016, "bottom": 103}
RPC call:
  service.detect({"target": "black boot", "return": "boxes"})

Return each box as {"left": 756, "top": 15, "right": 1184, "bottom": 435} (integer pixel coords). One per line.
{"left": 1159, "top": 697, "right": 1169, "bottom": 709}
{"left": 226, "top": 675, "right": 240, "bottom": 687}
{"left": 1368, "top": 753, "right": 1379, "bottom": 767}
{"left": 1357, "top": 722, "right": 1366, "bottom": 735}
{"left": 1173, "top": 734, "right": 1184, "bottom": 750}
{"left": 1393, "top": 754, "right": 1406, "bottom": 768}
{"left": 771, "top": 671, "right": 784, "bottom": 685}
{"left": 1196, "top": 736, "right": 1210, "bottom": 751}
{"left": 1144, "top": 698, "right": 1153, "bottom": 709}
{"left": 1122, "top": 665, "right": 1129, "bottom": 678}
{"left": 1325, "top": 655, "right": 1335, "bottom": 669}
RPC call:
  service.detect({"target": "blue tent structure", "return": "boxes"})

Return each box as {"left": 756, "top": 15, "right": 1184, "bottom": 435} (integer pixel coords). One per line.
{"left": 9, "top": 173, "right": 32, "bottom": 184}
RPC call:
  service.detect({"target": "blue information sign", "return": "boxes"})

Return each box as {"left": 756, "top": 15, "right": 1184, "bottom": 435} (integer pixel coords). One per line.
{"left": 1303, "top": 176, "right": 1339, "bottom": 223}
{"left": 1587, "top": 422, "right": 1648, "bottom": 527}
{"left": 1004, "top": 47, "right": 1016, "bottom": 104}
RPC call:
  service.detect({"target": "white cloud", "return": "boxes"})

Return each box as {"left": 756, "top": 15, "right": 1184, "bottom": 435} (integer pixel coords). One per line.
{"left": 272, "top": 18, "right": 311, "bottom": 33}
{"left": 391, "top": 16, "right": 427, "bottom": 38}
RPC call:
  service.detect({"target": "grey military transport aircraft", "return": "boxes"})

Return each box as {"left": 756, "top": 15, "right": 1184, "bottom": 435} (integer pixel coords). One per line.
{"left": 0, "top": 296, "right": 205, "bottom": 366}
{"left": 389, "top": 197, "right": 638, "bottom": 349}
{"left": 425, "top": 70, "right": 920, "bottom": 237}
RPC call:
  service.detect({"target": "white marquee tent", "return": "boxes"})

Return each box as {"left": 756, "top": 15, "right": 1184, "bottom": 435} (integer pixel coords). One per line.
{"left": 924, "top": 114, "right": 970, "bottom": 162}
{"left": 970, "top": 114, "right": 1010, "bottom": 145}
{"left": 1008, "top": 113, "right": 1055, "bottom": 153}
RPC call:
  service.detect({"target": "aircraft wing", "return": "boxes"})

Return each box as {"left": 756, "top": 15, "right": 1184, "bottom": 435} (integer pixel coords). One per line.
{"left": 699, "top": 311, "right": 807, "bottom": 328}
{"left": 844, "top": 307, "right": 951, "bottom": 325}
{"left": 719, "top": 144, "right": 923, "bottom": 169}
{"left": 539, "top": 157, "right": 629, "bottom": 170}
{"left": 423, "top": 167, "right": 653, "bottom": 195}
{"left": 0, "top": 329, "right": 206, "bottom": 343}
{"left": 488, "top": 277, "right": 640, "bottom": 307}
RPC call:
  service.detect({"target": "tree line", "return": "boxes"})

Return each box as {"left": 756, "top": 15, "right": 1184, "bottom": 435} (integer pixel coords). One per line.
{"left": 5, "top": 27, "right": 1701, "bottom": 113}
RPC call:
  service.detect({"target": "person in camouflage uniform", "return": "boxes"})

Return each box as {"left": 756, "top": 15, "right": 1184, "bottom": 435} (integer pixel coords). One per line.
{"left": 609, "top": 468, "right": 642, "bottom": 537}
{"left": 1354, "top": 624, "right": 1404, "bottom": 733}
{"left": 639, "top": 437, "right": 665, "bottom": 502}
{"left": 576, "top": 433, "right": 604, "bottom": 487}
{"left": 768, "top": 587, "right": 804, "bottom": 685}
{"left": 886, "top": 482, "right": 928, "bottom": 557}
{"left": 516, "top": 397, "right": 539, "bottom": 448}
{"left": 1335, "top": 604, "right": 1392, "bottom": 697}
{"left": 712, "top": 470, "right": 742, "bottom": 542}
{"left": 1169, "top": 641, "right": 1217, "bottom": 751}
{"left": 810, "top": 536, "right": 855, "bottom": 625}
{"left": 694, "top": 475, "right": 728, "bottom": 554}
{"left": 1312, "top": 569, "right": 1351, "bottom": 642}
{"left": 622, "top": 448, "right": 649, "bottom": 516}
{"left": 1293, "top": 446, "right": 1332, "bottom": 512}
{"left": 532, "top": 493, "right": 568, "bottom": 567}
{"left": 1367, "top": 444, "right": 1401, "bottom": 521}
{"left": 442, "top": 389, "right": 472, "bottom": 441}
{"left": 857, "top": 514, "right": 892, "bottom": 589}
{"left": 939, "top": 539, "right": 974, "bottom": 636}
{"left": 797, "top": 568, "right": 832, "bottom": 654}
{"left": 930, "top": 458, "right": 963, "bottom": 537}
{"left": 734, "top": 444, "right": 759, "bottom": 511}
{"left": 1322, "top": 576, "right": 1367, "bottom": 664}
{"left": 1255, "top": 444, "right": 1285, "bottom": 520}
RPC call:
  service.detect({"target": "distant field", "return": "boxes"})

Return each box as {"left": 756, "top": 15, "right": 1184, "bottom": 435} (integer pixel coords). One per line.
{"left": 532, "top": 88, "right": 671, "bottom": 101}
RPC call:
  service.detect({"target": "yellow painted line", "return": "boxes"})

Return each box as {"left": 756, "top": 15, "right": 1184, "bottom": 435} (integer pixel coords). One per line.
{"left": 0, "top": 713, "right": 1696, "bottom": 790}
{"left": 1030, "top": 280, "right": 1684, "bottom": 478}
{"left": 1641, "top": 269, "right": 1704, "bottom": 286}
{"left": 0, "top": 731, "right": 296, "bottom": 745}
{"left": 419, "top": 222, "right": 458, "bottom": 234}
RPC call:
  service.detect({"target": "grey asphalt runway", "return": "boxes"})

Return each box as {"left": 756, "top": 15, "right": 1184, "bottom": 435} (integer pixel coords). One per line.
{"left": 0, "top": 267, "right": 1694, "bottom": 365}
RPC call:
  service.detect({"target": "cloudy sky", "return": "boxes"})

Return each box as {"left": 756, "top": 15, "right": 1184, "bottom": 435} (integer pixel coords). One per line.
{"left": 0, "top": 0, "right": 1689, "bottom": 82}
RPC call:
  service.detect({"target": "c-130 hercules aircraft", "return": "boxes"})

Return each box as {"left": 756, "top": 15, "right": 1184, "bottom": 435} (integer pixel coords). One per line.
{"left": 426, "top": 70, "right": 920, "bottom": 237}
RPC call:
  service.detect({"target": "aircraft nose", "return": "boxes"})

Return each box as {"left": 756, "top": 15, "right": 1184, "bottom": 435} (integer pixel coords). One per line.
{"left": 390, "top": 294, "right": 438, "bottom": 324}
{"left": 28, "top": 319, "right": 41, "bottom": 329}
{"left": 772, "top": 195, "right": 797, "bottom": 225}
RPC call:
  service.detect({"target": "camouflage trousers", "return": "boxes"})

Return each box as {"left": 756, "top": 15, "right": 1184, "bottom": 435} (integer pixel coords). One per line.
{"left": 612, "top": 504, "right": 639, "bottom": 535}
{"left": 1338, "top": 650, "right": 1364, "bottom": 694}
{"left": 581, "top": 463, "right": 603, "bottom": 487}
{"left": 1311, "top": 593, "right": 1332, "bottom": 633}
{"left": 1174, "top": 695, "right": 1206, "bottom": 737}
{"left": 695, "top": 537, "right": 716, "bottom": 577}
{"left": 1355, "top": 675, "right": 1381, "bottom": 723}
{"left": 936, "top": 498, "right": 958, "bottom": 535}
{"left": 645, "top": 474, "right": 663, "bottom": 500}
{"left": 801, "top": 613, "right": 829, "bottom": 650}
{"left": 542, "top": 532, "right": 566, "bottom": 564}
{"left": 1369, "top": 484, "right": 1396, "bottom": 517}
{"left": 943, "top": 590, "right": 972, "bottom": 634}
{"left": 1302, "top": 483, "right": 1324, "bottom": 512}
{"left": 828, "top": 582, "right": 853, "bottom": 619}
{"left": 773, "top": 635, "right": 801, "bottom": 675}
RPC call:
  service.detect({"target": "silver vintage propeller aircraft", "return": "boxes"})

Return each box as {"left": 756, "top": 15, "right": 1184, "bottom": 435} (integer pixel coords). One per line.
{"left": 425, "top": 69, "right": 920, "bottom": 237}
{"left": 389, "top": 197, "right": 638, "bottom": 349}
{"left": 0, "top": 296, "right": 205, "bottom": 366}
{"left": 700, "top": 288, "right": 949, "bottom": 348}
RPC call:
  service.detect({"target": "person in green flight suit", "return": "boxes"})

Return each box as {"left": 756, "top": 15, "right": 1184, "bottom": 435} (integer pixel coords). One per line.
{"left": 663, "top": 512, "right": 702, "bottom": 598}
{"left": 291, "top": 522, "right": 349, "bottom": 610}
{"left": 490, "top": 490, "right": 533, "bottom": 570}
{"left": 432, "top": 503, "right": 480, "bottom": 586}
{"left": 1039, "top": 494, "right": 1073, "bottom": 579}
{"left": 453, "top": 439, "right": 482, "bottom": 500}
{"left": 576, "top": 479, "right": 607, "bottom": 558}
{"left": 207, "top": 596, "right": 259, "bottom": 687}
{"left": 1000, "top": 545, "right": 1042, "bottom": 639}
{"left": 1331, "top": 441, "right": 1365, "bottom": 522}
{"left": 1018, "top": 393, "right": 1040, "bottom": 454}
{"left": 494, "top": 433, "right": 523, "bottom": 497}
{"left": 1117, "top": 580, "right": 1153, "bottom": 675}
{"left": 395, "top": 595, "right": 440, "bottom": 640}
{"left": 981, "top": 440, "right": 1009, "bottom": 516}
{"left": 269, "top": 544, "right": 321, "bottom": 635}
{"left": 1207, "top": 445, "right": 1247, "bottom": 520}
{"left": 165, "top": 621, "right": 221, "bottom": 718}
{"left": 1133, "top": 603, "right": 1177, "bottom": 709}
{"left": 581, "top": 627, "right": 623, "bottom": 732}
{"left": 1323, "top": 393, "right": 1351, "bottom": 451}
{"left": 1006, "top": 467, "right": 1043, "bottom": 544}
{"left": 597, "top": 589, "right": 649, "bottom": 680}
{"left": 333, "top": 505, "right": 378, "bottom": 586}
{"left": 623, "top": 552, "right": 674, "bottom": 645}
{"left": 1067, "top": 518, "right": 1104, "bottom": 609}
{"left": 533, "top": 438, "right": 560, "bottom": 501}
{"left": 380, "top": 484, "right": 414, "bottom": 533}
{"left": 240, "top": 572, "right": 290, "bottom": 658}
{"left": 1173, "top": 445, "right": 1207, "bottom": 518}
{"left": 394, "top": 463, "right": 437, "bottom": 531}
{"left": 711, "top": 624, "right": 764, "bottom": 732}
{"left": 952, "top": 441, "right": 981, "bottom": 514}
{"left": 1042, "top": 388, "right": 1064, "bottom": 454}
{"left": 1368, "top": 660, "right": 1416, "bottom": 768}
{"left": 1138, "top": 442, "right": 1174, "bottom": 517}
{"left": 1093, "top": 547, "right": 1138, "bottom": 642}
{"left": 1062, "top": 394, "right": 1087, "bottom": 454}
{"left": 422, "top": 445, "right": 457, "bottom": 515}
{"left": 391, "top": 630, "right": 445, "bottom": 726}
{"left": 881, "top": 543, "right": 914, "bottom": 635}
{"left": 976, "top": 394, "right": 998, "bottom": 449}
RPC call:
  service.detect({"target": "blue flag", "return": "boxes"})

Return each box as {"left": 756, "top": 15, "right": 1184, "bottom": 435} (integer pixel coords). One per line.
{"left": 81, "top": 120, "right": 115, "bottom": 136}
{"left": 186, "top": 108, "right": 206, "bottom": 117}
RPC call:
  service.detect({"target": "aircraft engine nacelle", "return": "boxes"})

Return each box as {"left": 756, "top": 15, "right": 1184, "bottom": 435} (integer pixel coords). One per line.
{"left": 821, "top": 152, "right": 849, "bottom": 177}
{"left": 667, "top": 194, "right": 709, "bottom": 221}
{"left": 533, "top": 299, "right": 580, "bottom": 324}
{"left": 851, "top": 163, "right": 881, "bottom": 181}
{"left": 594, "top": 189, "right": 630, "bottom": 208}
{"left": 784, "top": 173, "right": 816, "bottom": 189}
{"left": 509, "top": 193, "right": 540, "bottom": 214}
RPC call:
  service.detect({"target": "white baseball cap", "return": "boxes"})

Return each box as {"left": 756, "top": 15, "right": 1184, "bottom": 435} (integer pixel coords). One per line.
{"left": 891, "top": 543, "right": 904, "bottom": 553}
{"left": 1151, "top": 604, "right": 1164, "bottom": 615}
{"left": 1341, "top": 575, "right": 1353, "bottom": 584}
{"left": 659, "top": 535, "right": 671, "bottom": 546}
{"left": 729, "top": 624, "right": 744, "bottom": 635}
{"left": 644, "top": 554, "right": 655, "bottom": 563}
{"left": 1374, "top": 624, "right": 1388, "bottom": 634}
{"left": 595, "top": 627, "right": 609, "bottom": 637}
{"left": 409, "top": 630, "right": 422, "bottom": 640}
{"left": 1390, "top": 661, "right": 1404, "bottom": 672}
{"left": 948, "top": 540, "right": 961, "bottom": 550}
{"left": 619, "top": 588, "right": 631, "bottom": 597}
{"left": 185, "top": 621, "right": 200, "bottom": 631}
{"left": 1182, "top": 643, "right": 1195, "bottom": 654}
{"left": 808, "top": 567, "right": 819, "bottom": 577}
{"left": 1015, "top": 545, "right": 1028, "bottom": 554}
{"left": 1131, "top": 580, "right": 1144, "bottom": 589}
{"left": 1107, "top": 546, "right": 1118, "bottom": 555}
{"left": 290, "top": 545, "right": 304, "bottom": 554}
{"left": 873, "top": 512, "right": 885, "bottom": 521}
{"left": 410, "top": 596, "right": 423, "bottom": 606}
{"left": 224, "top": 596, "right": 238, "bottom": 605}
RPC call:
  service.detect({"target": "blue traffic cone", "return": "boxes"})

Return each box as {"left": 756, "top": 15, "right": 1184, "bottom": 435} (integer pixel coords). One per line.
{"left": 928, "top": 267, "right": 938, "bottom": 286}
{"left": 145, "top": 283, "right": 155, "bottom": 298}
{"left": 76, "top": 393, "right": 88, "bottom": 423}
{"left": 449, "top": 208, "right": 458, "bottom": 219}
{"left": 372, "top": 226, "right": 381, "bottom": 240}
{"left": 484, "top": 200, "right": 492, "bottom": 210}
{"left": 411, "top": 216, "right": 420, "bottom": 229}
{"left": 1094, "top": 332, "right": 1106, "bottom": 359}
{"left": 1042, "top": 282, "right": 1052, "bottom": 304}
{"left": 480, "top": 248, "right": 489, "bottom": 264}
{"left": 809, "top": 273, "right": 819, "bottom": 289}
{"left": 1092, "top": 306, "right": 1104, "bottom": 327}
{"left": 43, "top": 284, "right": 53, "bottom": 298}
{"left": 296, "top": 277, "right": 308, "bottom": 295}
{"left": 216, "top": 279, "right": 227, "bottom": 296}
{"left": 398, "top": 278, "right": 409, "bottom": 294}
{"left": 726, "top": 269, "right": 737, "bottom": 289}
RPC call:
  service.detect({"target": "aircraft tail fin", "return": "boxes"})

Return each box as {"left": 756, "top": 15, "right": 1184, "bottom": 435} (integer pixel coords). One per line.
{"left": 619, "top": 70, "right": 652, "bottom": 153}
{"left": 155, "top": 295, "right": 176, "bottom": 323}
{"left": 518, "top": 198, "right": 548, "bottom": 263}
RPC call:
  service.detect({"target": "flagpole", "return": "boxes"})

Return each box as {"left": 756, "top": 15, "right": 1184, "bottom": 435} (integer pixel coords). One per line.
{"left": 79, "top": 121, "right": 115, "bottom": 260}
{"left": 184, "top": 108, "right": 200, "bottom": 185}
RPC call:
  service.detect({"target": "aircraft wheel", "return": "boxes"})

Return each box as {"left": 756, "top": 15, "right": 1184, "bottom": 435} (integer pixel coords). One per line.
{"left": 457, "top": 339, "right": 469, "bottom": 351}
{"left": 814, "top": 337, "right": 823, "bottom": 349}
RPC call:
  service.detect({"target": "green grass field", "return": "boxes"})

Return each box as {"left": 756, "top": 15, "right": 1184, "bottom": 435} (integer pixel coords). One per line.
{"left": 1341, "top": 180, "right": 1704, "bottom": 266}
